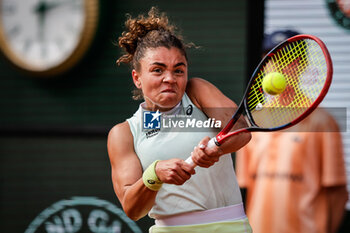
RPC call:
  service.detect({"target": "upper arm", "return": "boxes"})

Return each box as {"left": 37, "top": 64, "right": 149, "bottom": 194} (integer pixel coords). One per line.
{"left": 186, "top": 78, "right": 251, "bottom": 151}
{"left": 107, "top": 122, "right": 143, "bottom": 202}
{"left": 186, "top": 78, "right": 244, "bottom": 130}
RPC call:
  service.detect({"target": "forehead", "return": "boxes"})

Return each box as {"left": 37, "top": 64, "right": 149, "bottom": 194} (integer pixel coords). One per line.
{"left": 141, "top": 47, "right": 187, "bottom": 66}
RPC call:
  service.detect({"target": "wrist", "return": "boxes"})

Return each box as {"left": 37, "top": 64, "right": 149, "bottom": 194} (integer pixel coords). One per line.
{"left": 142, "top": 160, "right": 163, "bottom": 191}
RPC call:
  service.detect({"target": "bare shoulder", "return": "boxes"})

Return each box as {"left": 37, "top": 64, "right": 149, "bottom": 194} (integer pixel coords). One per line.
{"left": 187, "top": 77, "right": 211, "bottom": 87}
{"left": 186, "top": 78, "right": 210, "bottom": 108}
{"left": 107, "top": 121, "right": 134, "bottom": 161}
{"left": 108, "top": 121, "right": 132, "bottom": 144}
{"left": 186, "top": 77, "right": 236, "bottom": 109}
{"left": 186, "top": 77, "right": 216, "bottom": 97}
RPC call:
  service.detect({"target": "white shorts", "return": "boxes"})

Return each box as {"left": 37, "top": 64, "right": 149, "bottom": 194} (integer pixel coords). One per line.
{"left": 150, "top": 203, "right": 252, "bottom": 233}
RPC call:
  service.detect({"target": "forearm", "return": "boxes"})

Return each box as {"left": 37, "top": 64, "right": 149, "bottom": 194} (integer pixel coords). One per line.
{"left": 218, "top": 130, "right": 251, "bottom": 155}
{"left": 191, "top": 129, "right": 251, "bottom": 168}
{"left": 108, "top": 123, "right": 161, "bottom": 221}
{"left": 216, "top": 115, "right": 251, "bottom": 155}
{"left": 118, "top": 178, "right": 158, "bottom": 221}
{"left": 114, "top": 158, "right": 195, "bottom": 220}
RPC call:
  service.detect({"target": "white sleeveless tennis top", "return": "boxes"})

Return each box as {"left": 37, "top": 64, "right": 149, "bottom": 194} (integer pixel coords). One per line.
{"left": 127, "top": 93, "right": 242, "bottom": 219}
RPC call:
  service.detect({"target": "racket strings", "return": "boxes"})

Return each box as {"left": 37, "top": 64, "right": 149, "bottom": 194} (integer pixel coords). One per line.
{"left": 246, "top": 39, "right": 328, "bottom": 128}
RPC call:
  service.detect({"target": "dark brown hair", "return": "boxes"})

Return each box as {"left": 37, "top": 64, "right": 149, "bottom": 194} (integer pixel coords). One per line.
{"left": 117, "top": 7, "right": 190, "bottom": 100}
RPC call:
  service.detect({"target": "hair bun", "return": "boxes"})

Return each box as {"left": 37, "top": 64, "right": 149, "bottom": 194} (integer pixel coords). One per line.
{"left": 117, "top": 7, "right": 175, "bottom": 65}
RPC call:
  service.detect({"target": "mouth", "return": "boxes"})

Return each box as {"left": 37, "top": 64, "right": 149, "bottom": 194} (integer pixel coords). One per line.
{"left": 161, "top": 89, "right": 176, "bottom": 93}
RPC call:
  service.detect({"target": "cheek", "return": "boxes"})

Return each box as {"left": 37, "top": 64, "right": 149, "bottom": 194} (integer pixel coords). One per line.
{"left": 142, "top": 77, "right": 161, "bottom": 93}
{"left": 179, "top": 77, "right": 188, "bottom": 90}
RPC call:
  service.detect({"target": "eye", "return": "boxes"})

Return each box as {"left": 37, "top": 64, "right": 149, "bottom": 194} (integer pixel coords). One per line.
{"left": 174, "top": 69, "right": 184, "bottom": 74}
{"left": 152, "top": 68, "right": 163, "bottom": 74}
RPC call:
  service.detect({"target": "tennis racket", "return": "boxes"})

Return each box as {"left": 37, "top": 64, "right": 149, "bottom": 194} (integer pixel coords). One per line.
{"left": 185, "top": 34, "right": 333, "bottom": 165}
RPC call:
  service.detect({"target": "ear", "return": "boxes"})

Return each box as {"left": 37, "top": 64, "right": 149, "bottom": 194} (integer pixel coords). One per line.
{"left": 132, "top": 69, "right": 142, "bottom": 89}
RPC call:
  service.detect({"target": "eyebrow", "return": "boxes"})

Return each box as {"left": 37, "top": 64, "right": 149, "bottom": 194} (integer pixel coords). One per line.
{"left": 151, "top": 62, "right": 187, "bottom": 68}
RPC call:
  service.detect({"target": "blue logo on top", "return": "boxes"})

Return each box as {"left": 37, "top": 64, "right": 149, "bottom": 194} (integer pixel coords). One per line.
{"left": 143, "top": 110, "right": 161, "bottom": 129}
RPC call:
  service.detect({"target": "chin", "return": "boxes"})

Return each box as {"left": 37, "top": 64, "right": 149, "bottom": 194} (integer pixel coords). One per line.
{"left": 160, "top": 102, "right": 179, "bottom": 109}
{"left": 161, "top": 93, "right": 181, "bottom": 102}
{"left": 159, "top": 98, "right": 182, "bottom": 110}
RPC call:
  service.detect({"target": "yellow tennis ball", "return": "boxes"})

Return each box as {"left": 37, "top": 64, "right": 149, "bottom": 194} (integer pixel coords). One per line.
{"left": 262, "top": 72, "right": 287, "bottom": 95}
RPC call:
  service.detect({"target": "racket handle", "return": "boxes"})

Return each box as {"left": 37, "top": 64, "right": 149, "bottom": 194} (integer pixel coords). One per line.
{"left": 184, "top": 137, "right": 218, "bottom": 166}
{"left": 184, "top": 156, "right": 195, "bottom": 166}
{"left": 207, "top": 137, "right": 218, "bottom": 149}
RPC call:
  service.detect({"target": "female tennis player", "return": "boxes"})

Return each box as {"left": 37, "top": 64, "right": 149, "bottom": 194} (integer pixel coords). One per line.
{"left": 107, "top": 7, "right": 252, "bottom": 233}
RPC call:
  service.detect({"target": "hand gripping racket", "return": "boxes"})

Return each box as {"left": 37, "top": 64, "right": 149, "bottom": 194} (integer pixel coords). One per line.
{"left": 186, "top": 34, "right": 333, "bottom": 165}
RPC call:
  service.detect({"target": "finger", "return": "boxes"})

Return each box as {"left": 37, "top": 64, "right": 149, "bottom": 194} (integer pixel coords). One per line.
{"left": 198, "top": 146, "right": 220, "bottom": 163}
{"left": 198, "top": 137, "right": 221, "bottom": 156}
{"left": 180, "top": 161, "right": 196, "bottom": 175}
{"left": 169, "top": 169, "right": 192, "bottom": 185}
{"left": 197, "top": 136, "right": 211, "bottom": 149}
{"left": 176, "top": 167, "right": 192, "bottom": 181}
{"left": 191, "top": 150, "right": 217, "bottom": 168}
{"left": 163, "top": 169, "right": 185, "bottom": 185}
{"left": 195, "top": 156, "right": 218, "bottom": 167}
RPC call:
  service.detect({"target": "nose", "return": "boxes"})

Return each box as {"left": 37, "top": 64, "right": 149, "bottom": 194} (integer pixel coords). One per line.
{"left": 162, "top": 72, "right": 176, "bottom": 83}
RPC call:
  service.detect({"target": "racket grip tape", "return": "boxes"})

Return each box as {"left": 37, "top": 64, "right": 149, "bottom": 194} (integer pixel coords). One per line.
{"left": 207, "top": 137, "right": 218, "bottom": 148}
{"left": 184, "top": 137, "right": 218, "bottom": 166}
